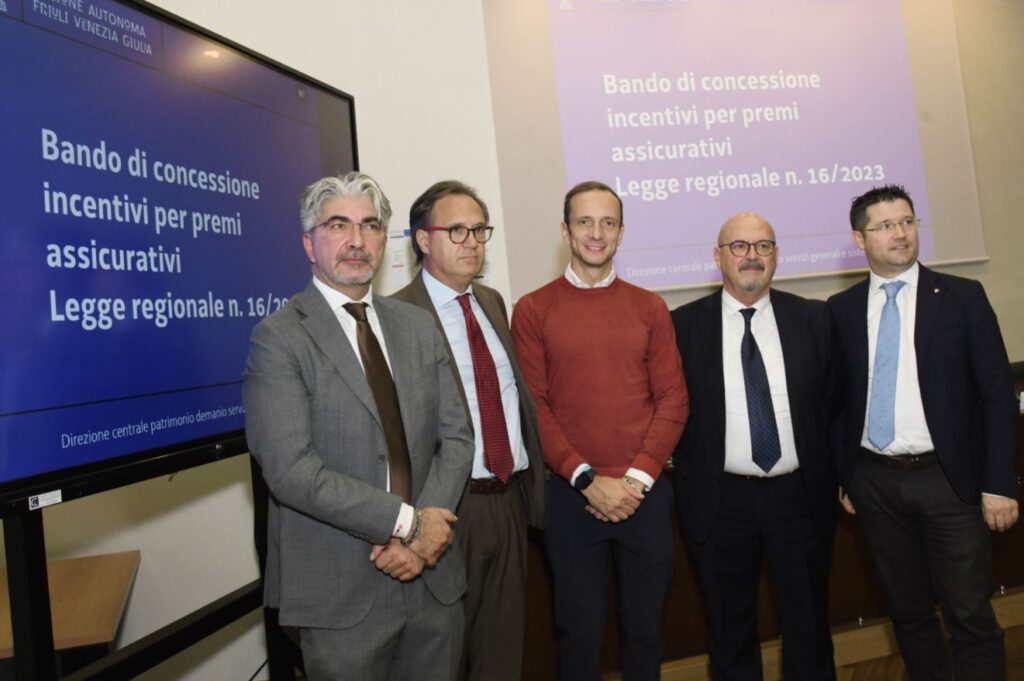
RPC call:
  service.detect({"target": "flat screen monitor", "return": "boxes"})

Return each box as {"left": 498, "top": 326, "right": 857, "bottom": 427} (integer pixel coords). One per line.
{"left": 0, "top": 0, "right": 357, "bottom": 511}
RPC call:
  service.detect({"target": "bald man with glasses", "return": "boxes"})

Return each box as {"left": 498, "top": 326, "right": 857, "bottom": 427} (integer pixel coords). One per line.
{"left": 672, "top": 212, "right": 839, "bottom": 680}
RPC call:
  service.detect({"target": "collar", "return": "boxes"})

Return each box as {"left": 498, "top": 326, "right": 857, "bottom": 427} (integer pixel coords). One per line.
{"left": 868, "top": 261, "right": 919, "bottom": 294}
{"left": 312, "top": 275, "right": 374, "bottom": 311}
{"left": 564, "top": 263, "right": 616, "bottom": 289}
{"left": 422, "top": 267, "right": 472, "bottom": 309}
{"left": 721, "top": 288, "right": 771, "bottom": 316}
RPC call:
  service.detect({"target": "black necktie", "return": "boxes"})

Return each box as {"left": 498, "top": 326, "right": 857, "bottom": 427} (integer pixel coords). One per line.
{"left": 343, "top": 302, "right": 412, "bottom": 502}
{"left": 740, "top": 308, "right": 781, "bottom": 473}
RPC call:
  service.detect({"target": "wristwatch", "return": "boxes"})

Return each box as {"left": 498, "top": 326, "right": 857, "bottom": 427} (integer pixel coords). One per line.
{"left": 574, "top": 467, "right": 596, "bottom": 492}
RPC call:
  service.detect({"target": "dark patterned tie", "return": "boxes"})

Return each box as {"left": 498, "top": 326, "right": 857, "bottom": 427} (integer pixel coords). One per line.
{"left": 457, "top": 294, "right": 514, "bottom": 483}
{"left": 343, "top": 302, "right": 412, "bottom": 502}
{"left": 740, "top": 308, "right": 781, "bottom": 473}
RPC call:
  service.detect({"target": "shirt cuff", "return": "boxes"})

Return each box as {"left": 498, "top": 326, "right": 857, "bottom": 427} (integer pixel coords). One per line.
{"left": 625, "top": 467, "right": 655, "bottom": 491}
{"left": 981, "top": 492, "right": 1014, "bottom": 501}
{"left": 570, "top": 463, "right": 593, "bottom": 487}
{"left": 393, "top": 503, "right": 415, "bottom": 538}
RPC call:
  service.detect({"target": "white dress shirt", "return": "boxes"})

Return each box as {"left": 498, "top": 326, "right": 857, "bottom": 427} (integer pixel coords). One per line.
{"left": 564, "top": 262, "right": 616, "bottom": 289}
{"left": 422, "top": 269, "right": 529, "bottom": 479}
{"left": 312, "top": 277, "right": 414, "bottom": 538}
{"left": 721, "top": 291, "right": 799, "bottom": 476}
{"left": 562, "top": 265, "right": 655, "bottom": 490}
{"left": 859, "top": 262, "right": 935, "bottom": 455}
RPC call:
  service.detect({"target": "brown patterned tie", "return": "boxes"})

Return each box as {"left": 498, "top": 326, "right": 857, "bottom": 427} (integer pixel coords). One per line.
{"left": 343, "top": 302, "right": 412, "bottom": 502}
{"left": 457, "top": 294, "right": 514, "bottom": 483}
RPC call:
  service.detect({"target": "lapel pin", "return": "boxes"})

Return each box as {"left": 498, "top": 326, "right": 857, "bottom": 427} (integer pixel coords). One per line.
{"left": 934, "top": 288, "right": 939, "bottom": 294}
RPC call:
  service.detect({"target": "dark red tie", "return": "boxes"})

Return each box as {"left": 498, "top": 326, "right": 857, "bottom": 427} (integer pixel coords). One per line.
{"left": 457, "top": 294, "right": 514, "bottom": 483}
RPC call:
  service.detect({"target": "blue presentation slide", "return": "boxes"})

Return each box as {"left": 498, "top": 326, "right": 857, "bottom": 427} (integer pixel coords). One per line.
{"left": 0, "top": 0, "right": 345, "bottom": 487}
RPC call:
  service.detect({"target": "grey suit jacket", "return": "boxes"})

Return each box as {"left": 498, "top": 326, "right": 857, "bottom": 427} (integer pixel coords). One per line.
{"left": 392, "top": 271, "right": 547, "bottom": 529}
{"left": 243, "top": 280, "right": 475, "bottom": 629}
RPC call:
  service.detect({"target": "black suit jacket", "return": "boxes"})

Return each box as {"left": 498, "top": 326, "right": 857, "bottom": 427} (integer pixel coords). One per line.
{"left": 672, "top": 288, "right": 838, "bottom": 544}
{"left": 828, "top": 263, "right": 1020, "bottom": 502}
{"left": 392, "top": 271, "right": 547, "bottom": 528}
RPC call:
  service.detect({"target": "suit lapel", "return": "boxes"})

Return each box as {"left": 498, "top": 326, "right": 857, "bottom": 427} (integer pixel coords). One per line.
{"left": 772, "top": 293, "right": 804, "bottom": 435}
{"left": 701, "top": 292, "right": 727, "bottom": 449}
{"left": 848, "top": 279, "right": 871, "bottom": 374}
{"left": 474, "top": 286, "right": 514, "bottom": 366}
{"left": 914, "top": 264, "right": 942, "bottom": 362}
{"left": 294, "top": 283, "right": 381, "bottom": 426}
{"left": 375, "top": 296, "right": 415, "bottom": 403}
{"left": 405, "top": 272, "right": 470, "bottom": 413}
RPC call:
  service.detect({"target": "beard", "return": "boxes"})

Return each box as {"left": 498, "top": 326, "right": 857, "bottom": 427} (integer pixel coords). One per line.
{"left": 737, "top": 260, "right": 768, "bottom": 292}
{"left": 327, "top": 249, "right": 377, "bottom": 287}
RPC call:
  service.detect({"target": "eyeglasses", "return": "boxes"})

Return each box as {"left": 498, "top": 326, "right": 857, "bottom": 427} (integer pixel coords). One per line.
{"left": 421, "top": 225, "right": 495, "bottom": 244}
{"left": 313, "top": 217, "right": 386, "bottom": 237}
{"left": 718, "top": 240, "right": 776, "bottom": 257}
{"left": 570, "top": 217, "right": 621, "bottom": 231}
{"left": 861, "top": 217, "right": 920, "bottom": 234}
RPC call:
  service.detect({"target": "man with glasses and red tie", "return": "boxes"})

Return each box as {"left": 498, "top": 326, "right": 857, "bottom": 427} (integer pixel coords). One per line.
{"left": 830, "top": 184, "right": 1019, "bottom": 680}
{"left": 393, "top": 180, "right": 547, "bottom": 681}
{"left": 672, "top": 212, "right": 838, "bottom": 680}
{"left": 244, "top": 171, "right": 473, "bottom": 681}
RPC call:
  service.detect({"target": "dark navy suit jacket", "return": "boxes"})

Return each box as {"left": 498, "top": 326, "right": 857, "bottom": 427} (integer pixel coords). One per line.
{"left": 672, "top": 288, "right": 838, "bottom": 544}
{"left": 828, "top": 264, "right": 1020, "bottom": 502}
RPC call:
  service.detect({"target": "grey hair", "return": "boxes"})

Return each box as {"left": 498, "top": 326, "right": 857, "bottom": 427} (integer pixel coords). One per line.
{"left": 299, "top": 171, "right": 393, "bottom": 233}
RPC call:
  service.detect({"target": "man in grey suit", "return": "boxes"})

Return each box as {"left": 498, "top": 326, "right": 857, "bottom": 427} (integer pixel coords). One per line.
{"left": 392, "top": 181, "right": 547, "bottom": 681}
{"left": 243, "top": 171, "right": 474, "bottom": 681}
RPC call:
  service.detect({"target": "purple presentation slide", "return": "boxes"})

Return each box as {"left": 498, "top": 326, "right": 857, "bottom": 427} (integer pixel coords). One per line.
{"left": 548, "top": 0, "right": 932, "bottom": 289}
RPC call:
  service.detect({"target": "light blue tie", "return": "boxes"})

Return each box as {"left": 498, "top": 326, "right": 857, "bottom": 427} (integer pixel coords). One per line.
{"left": 868, "top": 281, "right": 906, "bottom": 450}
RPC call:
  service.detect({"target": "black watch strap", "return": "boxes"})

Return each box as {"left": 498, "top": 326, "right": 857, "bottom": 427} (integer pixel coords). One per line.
{"left": 574, "top": 468, "right": 596, "bottom": 492}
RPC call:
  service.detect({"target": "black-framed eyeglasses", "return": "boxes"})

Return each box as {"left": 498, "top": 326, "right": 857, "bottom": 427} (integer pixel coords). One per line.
{"left": 718, "top": 239, "right": 776, "bottom": 257}
{"left": 861, "top": 217, "right": 920, "bottom": 234}
{"left": 421, "top": 225, "right": 495, "bottom": 244}
{"left": 313, "top": 216, "right": 386, "bottom": 237}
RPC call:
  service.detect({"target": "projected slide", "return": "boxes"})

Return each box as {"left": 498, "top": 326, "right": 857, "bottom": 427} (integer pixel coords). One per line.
{"left": 0, "top": 0, "right": 352, "bottom": 487}
{"left": 547, "top": 0, "right": 933, "bottom": 289}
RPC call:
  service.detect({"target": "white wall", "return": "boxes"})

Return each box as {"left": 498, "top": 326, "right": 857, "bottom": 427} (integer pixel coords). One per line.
{"left": 155, "top": 0, "right": 513, "bottom": 301}
{"left": 1, "top": 2, "right": 510, "bottom": 679}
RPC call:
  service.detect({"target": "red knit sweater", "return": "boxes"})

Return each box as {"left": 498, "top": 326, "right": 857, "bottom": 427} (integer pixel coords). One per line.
{"left": 511, "top": 276, "right": 689, "bottom": 481}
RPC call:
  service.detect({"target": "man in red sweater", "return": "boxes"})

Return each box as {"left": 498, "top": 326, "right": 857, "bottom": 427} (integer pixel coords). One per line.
{"left": 512, "top": 181, "right": 689, "bottom": 681}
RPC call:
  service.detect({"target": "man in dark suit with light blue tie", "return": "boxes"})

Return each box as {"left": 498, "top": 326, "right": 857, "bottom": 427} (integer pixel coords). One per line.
{"left": 243, "top": 171, "right": 474, "bottom": 681}
{"left": 673, "top": 212, "right": 837, "bottom": 680}
{"left": 829, "top": 184, "right": 1020, "bottom": 680}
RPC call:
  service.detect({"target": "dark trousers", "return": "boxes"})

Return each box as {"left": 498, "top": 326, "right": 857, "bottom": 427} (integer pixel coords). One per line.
{"left": 688, "top": 472, "right": 835, "bottom": 681}
{"left": 849, "top": 452, "right": 1005, "bottom": 680}
{"left": 456, "top": 479, "right": 529, "bottom": 681}
{"left": 543, "top": 475, "right": 675, "bottom": 681}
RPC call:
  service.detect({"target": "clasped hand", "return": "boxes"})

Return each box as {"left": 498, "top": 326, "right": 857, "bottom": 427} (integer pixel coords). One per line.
{"left": 583, "top": 475, "right": 645, "bottom": 523}
{"left": 369, "top": 538, "right": 424, "bottom": 581}
{"left": 370, "top": 507, "right": 458, "bottom": 579}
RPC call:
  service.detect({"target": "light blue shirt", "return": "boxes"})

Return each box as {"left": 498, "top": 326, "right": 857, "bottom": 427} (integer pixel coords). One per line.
{"left": 422, "top": 269, "right": 529, "bottom": 479}
{"left": 861, "top": 262, "right": 934, "bottom": 455}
